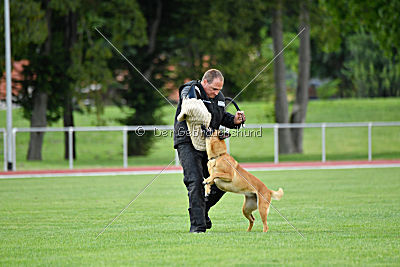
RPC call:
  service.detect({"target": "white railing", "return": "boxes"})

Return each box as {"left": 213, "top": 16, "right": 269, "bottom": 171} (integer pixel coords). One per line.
{"left": 7, "top": 125, "right": 172, "bottom": 171}
{"left": 1, "top": 122, "right": 400, "bottom": 171}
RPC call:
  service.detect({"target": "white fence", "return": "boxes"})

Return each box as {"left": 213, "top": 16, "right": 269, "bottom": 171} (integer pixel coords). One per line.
{"left": 1, "top": 122, "right": 400, "bottom": 171}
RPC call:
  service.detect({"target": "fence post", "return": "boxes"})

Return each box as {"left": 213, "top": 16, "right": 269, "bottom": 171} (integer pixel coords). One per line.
{"left": 322, "top": 123, "right": 326, "bottom": 163}
{"left": 3, "top": 131, "right": 7, "bottom": 171}
{"left": 68, "top": 127, "right": 73, "bottom": 170}
{"left": 274, "top": 124, "right": 279, "bottom": 164}
{"left": 12, "top": 129, "right": 16, "bottom": 171}
{"left": 368, "top": 122, "right": 372, "bottom": 162}
{"left": 123, "top": 127, "right": 128, "bottom": 168}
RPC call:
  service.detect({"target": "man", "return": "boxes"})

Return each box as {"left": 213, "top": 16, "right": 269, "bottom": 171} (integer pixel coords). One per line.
{"left": 174, "top": 69, "right": 245, "bottom": 233}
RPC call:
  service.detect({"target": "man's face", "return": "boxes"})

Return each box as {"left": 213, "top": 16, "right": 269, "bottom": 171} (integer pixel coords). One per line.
{"left": 201, "top": 78, "right": 223, "bottom": 99}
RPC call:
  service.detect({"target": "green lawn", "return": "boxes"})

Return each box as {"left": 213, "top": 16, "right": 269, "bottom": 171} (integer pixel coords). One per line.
{"left": 0, "top": 168, "right": 399, "bottom": 265}
{"left": 0, "top": 98, "right": 400, "bottom": 170}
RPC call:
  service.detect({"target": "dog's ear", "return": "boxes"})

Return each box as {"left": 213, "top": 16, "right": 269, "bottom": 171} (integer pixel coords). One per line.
{"left": 218, "top": 131, "right": 231, "bottom": 140}
{"left": 201, "top": 125, "right": 213, "bottom": 138}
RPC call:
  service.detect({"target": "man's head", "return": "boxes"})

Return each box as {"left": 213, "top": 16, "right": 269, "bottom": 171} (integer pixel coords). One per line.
{"left": 201, "top": 69, "right": 224, "bottom": 99}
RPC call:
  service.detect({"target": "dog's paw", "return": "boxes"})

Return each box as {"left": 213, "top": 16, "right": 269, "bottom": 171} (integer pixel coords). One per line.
{"left": 203, "top": 178, "right": 210, "bottom": 185}
{"left": 204, "top": 184, "right": 211, "bottom": 197}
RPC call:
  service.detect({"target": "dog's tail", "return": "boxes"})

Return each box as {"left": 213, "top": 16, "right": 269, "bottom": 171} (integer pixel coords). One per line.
{"left": 271, "top": 188, "right": 284, "bottom": 200}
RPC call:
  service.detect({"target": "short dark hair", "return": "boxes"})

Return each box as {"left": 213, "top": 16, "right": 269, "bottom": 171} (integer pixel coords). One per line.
{"left": 202, "top": 69, "right": 224, "bottom": 84}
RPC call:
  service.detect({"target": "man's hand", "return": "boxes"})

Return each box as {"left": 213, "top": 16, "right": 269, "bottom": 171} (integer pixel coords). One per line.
{"left": 234, "top": 111, "right": 246, "bottom": 125}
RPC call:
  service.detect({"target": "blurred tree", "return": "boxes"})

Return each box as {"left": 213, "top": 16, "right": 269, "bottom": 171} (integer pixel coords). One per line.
{"left": 311, "top": 0, "right": 400, "bottom": 97}
{"left": 117, "top": 0, "right": 269, "bottom": 155}
{"left": 66, "top": 0, "right": 148, "bottom": 158}
{"left": 260, "top": 30, "right": 301, "bottom": 99}
{"left": 4, "top": 0, "right": 147, "bottom": 160}
{"left": 268, "top": 0, "right": 312, "bottom": 154}
{"left": 22, "top": 0, "right": 62, "bottom": 160}
{"left": 338, "top": 0, "right": 399, "bottom": 59}
{"left": 0, "top": 0, "right": 47, "bottom": 72}
{"left": 290, "top": 0, "right": 311, "bottom": 153}
{"left": 0, "top": 0, "right": 47, "bottom": 160}
{"left": 271, "top": 0, "right": 292, "bottom": 154}
{"left": 168, "top": 0, "right": 268, "bottom": 99}
{"left": 342, "top": 32, "right": 400, "bottom": 97}
{"left": 117, "top": 0, "right": 164, "bottom": 156}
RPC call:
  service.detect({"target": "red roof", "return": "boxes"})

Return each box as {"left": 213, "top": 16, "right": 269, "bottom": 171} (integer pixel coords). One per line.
{"left": 0, "top": 60, "right": 29, "bottom": 100}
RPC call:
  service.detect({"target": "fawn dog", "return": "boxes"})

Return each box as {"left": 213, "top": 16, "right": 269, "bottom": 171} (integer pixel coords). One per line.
{"left": 203, "top": 128, "right": 283, "bottom": 232}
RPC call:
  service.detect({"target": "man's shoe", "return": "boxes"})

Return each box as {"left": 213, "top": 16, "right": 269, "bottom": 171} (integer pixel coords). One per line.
{"left": 206, "top": 216, "right": 212, "bottom": 229}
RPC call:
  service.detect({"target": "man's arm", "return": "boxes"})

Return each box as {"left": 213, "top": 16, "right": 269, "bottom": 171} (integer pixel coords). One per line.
{"left": 221, "top": 111, "right": 241, "bottom": 129}
{"left": 219, "top": 92, "right": 245, "bottom": 129}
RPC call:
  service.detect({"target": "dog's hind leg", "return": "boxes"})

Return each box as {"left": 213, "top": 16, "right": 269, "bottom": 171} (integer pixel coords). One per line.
{"left": 242, "top": 193, "right": 257, "bottom": 232}
{"left": 258, "top": 192, "right": 271, "bottom": 232}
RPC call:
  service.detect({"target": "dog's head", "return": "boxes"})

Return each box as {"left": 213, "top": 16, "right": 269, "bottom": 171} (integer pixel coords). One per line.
{"left": 201, "top": 125, "right": 231, "bottom": 158}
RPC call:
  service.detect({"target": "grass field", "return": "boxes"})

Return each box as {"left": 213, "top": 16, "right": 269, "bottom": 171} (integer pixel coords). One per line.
{"left": 0, "top": 167, "right": 399, "bottom": 265}
{"left": 0, "top": 98, "right": 400, "bottom": 170}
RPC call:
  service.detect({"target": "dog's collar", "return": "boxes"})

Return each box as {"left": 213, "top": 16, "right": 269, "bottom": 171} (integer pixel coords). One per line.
{"left": 208, "top": 153, "right": 226, "bottom": 160}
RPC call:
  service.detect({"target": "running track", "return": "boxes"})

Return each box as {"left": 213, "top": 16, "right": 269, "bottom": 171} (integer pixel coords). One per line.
{"left": 1, "top": 160, "right": 399, "bottom": 179}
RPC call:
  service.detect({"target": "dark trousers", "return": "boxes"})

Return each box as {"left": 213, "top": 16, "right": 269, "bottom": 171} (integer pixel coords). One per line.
{"left": 177, "top": 143, "right": 225, "bottom": 232}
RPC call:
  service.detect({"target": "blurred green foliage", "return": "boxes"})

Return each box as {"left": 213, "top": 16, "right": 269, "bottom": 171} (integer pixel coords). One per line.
{"left": 316, "top": 79, "right": 340, "bottom": 99}
{"left": 342, "top": 33, "right": 400, "bottom": 97}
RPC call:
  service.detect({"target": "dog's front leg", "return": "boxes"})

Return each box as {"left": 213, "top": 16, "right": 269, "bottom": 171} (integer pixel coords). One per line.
{"left": 204, "top": 159, "right": 217, "bottom": 185}
{"left": 204, "top": 182, "right": 212, "bottom": 197}
{"left": 204, "top": 171, "right": 232, "bottom": 197}
{"left": 204, "top": 169, "right": 232, "bottom": 186}
{"left": 203, "top": 174, "right": 216, "bottom": 197}
{"left": 204, "top": 159, "right": 218, "bottom": 197}
{"left": 203, "top": 175, "right": 216, "bottom": 185}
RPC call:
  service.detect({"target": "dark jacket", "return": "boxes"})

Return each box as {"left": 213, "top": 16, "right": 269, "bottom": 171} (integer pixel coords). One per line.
{"left": 173, "top": 80, "right": 239, "bottom": 149}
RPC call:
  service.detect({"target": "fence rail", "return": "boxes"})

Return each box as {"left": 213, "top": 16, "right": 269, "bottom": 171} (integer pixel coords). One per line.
{"left": 1, "top": 122, "right": 400, "bottom": 171}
